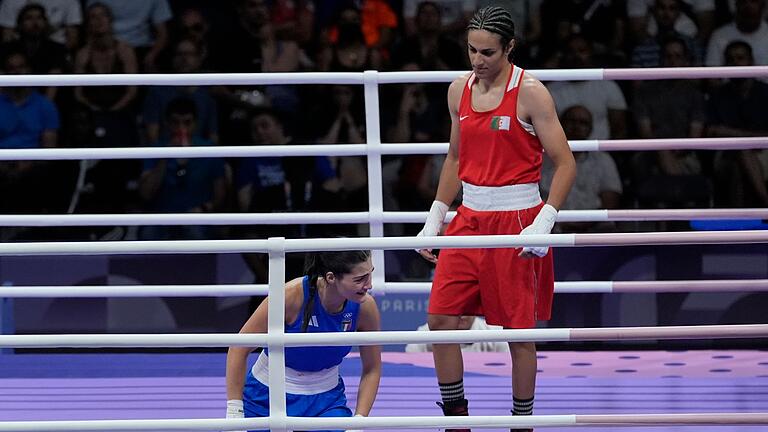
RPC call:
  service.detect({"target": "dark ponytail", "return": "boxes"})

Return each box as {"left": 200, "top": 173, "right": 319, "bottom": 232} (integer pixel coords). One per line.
{"left": 300, "top": 250, "right": 371, "bottom": 332}
{"left": 467, "top": 6, "right": 516, "bottom": 63}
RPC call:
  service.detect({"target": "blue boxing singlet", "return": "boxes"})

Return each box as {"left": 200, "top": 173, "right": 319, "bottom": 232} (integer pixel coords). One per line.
{"left": 265, "top": 275, "right": 360, "bottom": 371}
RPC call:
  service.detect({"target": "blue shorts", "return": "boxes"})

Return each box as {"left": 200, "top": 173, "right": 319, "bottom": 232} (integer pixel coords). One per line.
{"left": 243, "top": 371, "right": 352, "bottom": 432}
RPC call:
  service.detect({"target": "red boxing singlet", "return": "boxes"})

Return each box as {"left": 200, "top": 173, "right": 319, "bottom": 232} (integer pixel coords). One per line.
{"left": 458, "top": 65, "right": 543, "bottom": 186}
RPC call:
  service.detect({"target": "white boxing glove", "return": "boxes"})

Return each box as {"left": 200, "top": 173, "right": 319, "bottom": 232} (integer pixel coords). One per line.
{"left": 225, "top": 399, "right": 245, "bottom": 432}
{"left": 519, "top": 204, "right": 558, "bottom": 257}
{"left": 416, "top": 200, "right": 449, "bottom": 253}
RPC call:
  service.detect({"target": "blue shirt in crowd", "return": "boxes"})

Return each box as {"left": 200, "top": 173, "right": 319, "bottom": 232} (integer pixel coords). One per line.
{"left": 0, "top": 91, "right": 59, "bottom": 149}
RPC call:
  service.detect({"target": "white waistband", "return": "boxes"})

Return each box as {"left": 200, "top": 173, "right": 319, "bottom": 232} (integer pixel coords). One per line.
{"left": 251, "top": 352, "right": 340, "bottom": 395}
{"left": 462, "top": 182, "right": 542, "bottom": 211}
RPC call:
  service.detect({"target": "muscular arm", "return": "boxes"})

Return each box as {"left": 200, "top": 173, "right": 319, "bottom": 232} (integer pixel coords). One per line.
{"left": 434, "top": 77, "right": 467, "bottom": 206}
{"left": 225, "top": 279, "right": 304, "bottom": 400}
{"left": 354, "top": 297, "right": 382, "bottom": 416}
{"left": 417, "top": 77, "right": 465, "bottom": 262}
{"left": 520, "top": 77, "right": 576, "bottom": 210}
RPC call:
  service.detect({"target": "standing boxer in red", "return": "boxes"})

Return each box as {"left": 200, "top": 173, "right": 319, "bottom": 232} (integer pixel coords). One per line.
{"left": 416, "top": 6, "right": 576, "bottom": 431}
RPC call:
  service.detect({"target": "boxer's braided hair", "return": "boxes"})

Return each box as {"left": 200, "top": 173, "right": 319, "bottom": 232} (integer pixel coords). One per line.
{"left": 467, "top": 6, "right": 516, "bottom": 62}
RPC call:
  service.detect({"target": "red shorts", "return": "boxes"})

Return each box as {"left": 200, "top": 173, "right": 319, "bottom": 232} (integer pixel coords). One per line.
{"left": 428, "top": 203, "right": 554, "bottom": 328}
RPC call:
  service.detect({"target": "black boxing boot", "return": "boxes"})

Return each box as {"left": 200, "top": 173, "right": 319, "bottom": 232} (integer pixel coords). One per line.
{"left": 436, "top": 398, "right": 470, "bottom": 432}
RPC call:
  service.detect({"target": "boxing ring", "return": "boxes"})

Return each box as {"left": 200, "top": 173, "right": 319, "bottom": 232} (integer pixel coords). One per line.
{"left": 0, "top": 66, "right": 767, "bottom": 431}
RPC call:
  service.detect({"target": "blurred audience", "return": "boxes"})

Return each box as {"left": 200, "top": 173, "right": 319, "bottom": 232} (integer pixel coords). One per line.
{"left": 547, "top": 34, "right": 628, "bottom": 140}
{"left": 143, "top": 38, "right": 218, "bottom": 145}
{"left": 138, "top": 97, "right": 227, "bottom": 239}
{"left": 0, "top": 0, "right": 82, "bottom": 51}
{"left": 0, "top": 50, "right": 71, "bottom": 219}
{"left": 402, "top": 0, "right": 473, "bottom": 40}
{"left": 540, "top": 105, "right": 622, "bottom": 233}
{"left": 627, "top": 0, "right": 715, "bottom": 44}
{"left": 630, "top": 0, "right": 703, "bottom": 67}
{"left": 707, "top": 41, "right": 768, "bottom": 207}
{"left": 1, "top": 0, "right": 766, "bottom": 244}
{"left": 85, "top": 0, "right": 173, "bottom": 72}
{"left": 632, "top": 36, "right": 710, "bottom": 211}
{"left": 390, "top": 1, "right": 466, "bottom": 70}
{"left": 706, "top": 0, "right": 768, "bottom": 67}
{"left": 173, "top": 8, "right": 213, "bottom": 70}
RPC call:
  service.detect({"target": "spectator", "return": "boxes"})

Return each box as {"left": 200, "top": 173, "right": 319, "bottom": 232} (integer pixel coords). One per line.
{"left": 722, "top": 0, "right": 768, "bottom": 20}
{"left": 318, "top": 4, "right": 382, "bottom": 72}
{"left": 707, "top": 41, "right": 768, "bottom": 207}
{"left": 0, "top": 50, "right": 58, "bottom": 150}
{"left": 540, "top": 105, "right": 622, "bottom": 233}
{"left": 74, "top": 2, "right": 139, "bottom": 148}
{"left": 324, "top": 0, "right": 397, "bottom": 50}
{"left": 214, "top": 0, "right": 300, "bottom": 74}
{"left": 630, "top": 0, "right": 703, "bottom": 67}
{"left": 0, "top": 4, "right": 68, "bottom": 74}
{"left": 138, "top": 98, "right": 227, "bottom": 239}
{"left": 0, "top": 4, "right": 69, "bottom": 100}
{"left": 627, "top": 0, "right": 715, "bottom": 43}
{"left": 402, "top": 0, "right": 475, "bottom": 40}
{"left": 316, "top": 85, "right": 367, "bottom": 214}
{"left": 405, "top": 316, "right": 510, "bottom": 353}
{"left": 174, "top": 8, "right": 213, "bottom": 70}
{"left": 0, "top": 50, "right": 67, "bottom": 216}
{"left": 85, "top": 0, "right": 173, "bottom": 72}
{"left": 384, "top": 63, "right": 449, "bottom": 218}
{"left": 706, "top": 0, "right": 768, "bottom": 67}
{"left": 0, "top": 0, "right": 81, "bottom": 51}
{"left": 269, "top": 0, "right": 316, "bottom": 45}
{"left": 211, "top": 0, "right": 301, "bottom": 139}
{"left": 391, "top": 1, "right": 466, "bottom": 70}
{"left": 143, "top": 38, "right": 218, "bottom": 145}
{"left": 232, "top": 108, "right": 307, "bottom": 306}
{"left": 536, "top": 0, "right": 627, "bottom": 65}
{"left": 633, "top": 36, "right": 708, "bottom": 199}
{"left": 547, "top": 34, "right": 628, "bottom": 140}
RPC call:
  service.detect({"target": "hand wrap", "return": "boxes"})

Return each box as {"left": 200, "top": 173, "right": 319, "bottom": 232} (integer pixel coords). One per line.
{"left": 519, "top": 204, "right": 557, "bottom": 257}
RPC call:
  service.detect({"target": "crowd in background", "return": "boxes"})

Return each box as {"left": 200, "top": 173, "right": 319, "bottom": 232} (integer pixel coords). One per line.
{"left": 0, "top": 0, "right": 766, "bottom": 281}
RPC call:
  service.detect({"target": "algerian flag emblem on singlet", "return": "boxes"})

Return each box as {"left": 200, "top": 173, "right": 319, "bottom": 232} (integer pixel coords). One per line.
{"left": 490, "top": 116, "right": 511, "bottom": 131}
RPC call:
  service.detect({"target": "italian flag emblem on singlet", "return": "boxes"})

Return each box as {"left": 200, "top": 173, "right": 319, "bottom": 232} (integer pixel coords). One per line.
{"left": 490, "top": 116, "right": 511, "bottom": 131}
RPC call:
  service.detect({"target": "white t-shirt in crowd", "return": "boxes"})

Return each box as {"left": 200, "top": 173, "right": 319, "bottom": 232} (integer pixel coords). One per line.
{"left": 547, "top": 81, "right": 628, "bottom": 140}
{"left": 705, "top": 20, "right": 768, "bottom": 66}
{"left": 541, "top": 152, "right": 622, "bottom": 210}
{"left": 626, "top": 0, "right": 715, "bottom": 38}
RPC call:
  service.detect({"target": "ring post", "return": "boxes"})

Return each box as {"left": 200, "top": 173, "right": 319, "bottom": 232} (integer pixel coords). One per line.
{"left": 266, "top": 237, "right": 287, "bottom": 432}
{"left": 363, "top": 70, "right": 386, "bottom": 293}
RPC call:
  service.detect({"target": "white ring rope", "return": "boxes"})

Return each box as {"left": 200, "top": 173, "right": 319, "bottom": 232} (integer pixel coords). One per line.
{"left": 0, "top": 324, "right": 766, "bottom": 348}
{"left": 2, "top": 279, "right": 767, "bottom": 298}
{"left": 0, "top": 137, "right": 766, "bottom": 161}
{"left": 0, "top": 66, "right": 765, "bottom": 88}
{"left": 0, "top": 208, "right": 765, "bottom": 226}
{"left": 0, "top": 137, "right": 762, "bottom": 160}
{"left": 0, "top": 230, "right": 765, "bottom": 255}
{"left": 2, "top": 413, "right": 768, "bottom": 432}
